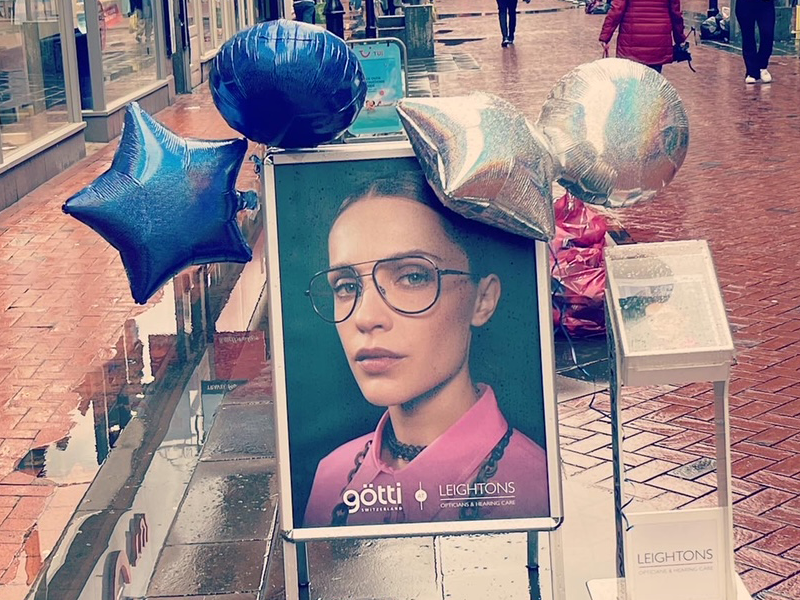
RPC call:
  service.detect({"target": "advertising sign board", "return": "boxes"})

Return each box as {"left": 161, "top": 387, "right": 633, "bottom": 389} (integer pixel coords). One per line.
{"left": 264, "top": 142, "right": 562, "bottom": 540}
{"left": 346, "top": 39, "right": 406, "bottom": 137}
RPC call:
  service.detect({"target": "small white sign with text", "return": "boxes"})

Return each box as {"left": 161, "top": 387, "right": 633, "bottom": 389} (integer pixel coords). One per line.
{"left": 625, "top": 508, "right": 728, "bottom": 600}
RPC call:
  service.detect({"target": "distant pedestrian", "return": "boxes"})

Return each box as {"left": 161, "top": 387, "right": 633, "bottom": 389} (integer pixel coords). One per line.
{"left": 598, "top": 0, "right": 687, "bottom": 73}
{"left": 735, "top": 0, "right": 775, "bottom": 83}
{"left": 294, "top": 0, "right": 317, "bottom": 23}
{"left": 497, "top": 0, "right": 531, "bottom": 48}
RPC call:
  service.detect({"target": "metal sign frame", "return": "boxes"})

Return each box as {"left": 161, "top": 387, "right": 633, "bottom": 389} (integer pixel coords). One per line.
{"left": 262, "top": 141, "right": 564, "bottom": 544}
{"left": 345, "top": 37, "right": 409, "bottom": 139}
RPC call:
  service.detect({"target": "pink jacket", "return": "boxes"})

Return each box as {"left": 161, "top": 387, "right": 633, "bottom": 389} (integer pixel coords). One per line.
{"left": 599, "top": 0, "right": 686, "bottom": 66}
{"left": 303, "top": 385, "right": 550, "bottom": 527}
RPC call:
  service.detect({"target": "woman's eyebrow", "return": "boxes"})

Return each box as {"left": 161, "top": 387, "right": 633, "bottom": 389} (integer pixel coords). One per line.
{"left": 328, "top": 250, "right": 446, "bottom": 271}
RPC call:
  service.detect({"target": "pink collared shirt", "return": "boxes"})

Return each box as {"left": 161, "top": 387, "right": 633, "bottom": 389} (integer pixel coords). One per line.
{"left": 303, "top": 385, "right": 550, "bottom": 527}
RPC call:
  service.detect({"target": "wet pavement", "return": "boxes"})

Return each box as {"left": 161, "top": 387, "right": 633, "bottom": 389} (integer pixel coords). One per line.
{"left": 0, "top": 2, "right": 799, "bottom": 599}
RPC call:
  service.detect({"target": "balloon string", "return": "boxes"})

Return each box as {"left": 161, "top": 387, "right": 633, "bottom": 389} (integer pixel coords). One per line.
{"left": 249, "top": 153, "right": 264, "bottom": 175}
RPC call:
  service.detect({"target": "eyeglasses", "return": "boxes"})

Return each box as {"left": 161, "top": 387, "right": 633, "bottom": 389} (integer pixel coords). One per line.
{"left": 306, "top": 255, "right": 474, "bottom": 323}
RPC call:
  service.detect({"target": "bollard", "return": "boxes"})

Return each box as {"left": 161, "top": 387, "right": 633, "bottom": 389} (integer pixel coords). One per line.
{"left": 365, "top": 0, "right": 377, "bottom": 38}
{"left": 324, "top": 0, "right": 346, "bottom": 38}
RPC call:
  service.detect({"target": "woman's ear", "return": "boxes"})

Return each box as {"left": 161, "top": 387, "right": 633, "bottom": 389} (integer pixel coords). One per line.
{"left": 471, "top": 274, "right": 501, "bottom": 327}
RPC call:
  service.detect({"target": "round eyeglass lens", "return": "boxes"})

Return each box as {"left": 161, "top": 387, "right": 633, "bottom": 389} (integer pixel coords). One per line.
{"left": 374, "top": 256, "right": 439, "bottom": 314}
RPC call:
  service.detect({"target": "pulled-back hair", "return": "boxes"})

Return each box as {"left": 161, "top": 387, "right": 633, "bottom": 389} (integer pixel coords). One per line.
{"left": 333, "top": 170, "right": 512, "bottom": 277}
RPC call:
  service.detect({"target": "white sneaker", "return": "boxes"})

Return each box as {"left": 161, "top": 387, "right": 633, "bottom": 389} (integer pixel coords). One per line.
{"left": 760, "top": 69, "right": 773, "bottom": 83}
{"left": 745, "top": 75, "right": 759, "bottom": 84}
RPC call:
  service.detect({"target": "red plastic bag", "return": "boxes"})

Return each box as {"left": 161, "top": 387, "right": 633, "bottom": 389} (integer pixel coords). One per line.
{"left": 550, "top": 193, "right": 608, "bottom": 336}
{"left": 551, "top": 193, "right": 608, "bottom": 250}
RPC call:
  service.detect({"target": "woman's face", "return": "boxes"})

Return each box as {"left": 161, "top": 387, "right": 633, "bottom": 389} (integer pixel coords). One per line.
{"left": 328, "top": 195, "right": 485, "bottom": 408}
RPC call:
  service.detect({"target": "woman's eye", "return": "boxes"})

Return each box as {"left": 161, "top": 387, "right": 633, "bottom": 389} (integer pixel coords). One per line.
{"left": 397, "top": 270, "right": 434, "bottom": 287}
{"left": 332, "top": 281, "right": 359, "bottom": 298}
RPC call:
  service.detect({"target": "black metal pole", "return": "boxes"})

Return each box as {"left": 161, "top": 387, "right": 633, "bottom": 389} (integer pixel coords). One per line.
{"left": 324, "top": 0, "right": 345, "bottom": 38}
{"left": 365, "top": 0, "right": 377, "bottom": 38}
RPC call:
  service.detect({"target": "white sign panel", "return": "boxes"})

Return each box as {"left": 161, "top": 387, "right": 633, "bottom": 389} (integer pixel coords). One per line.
{"left": 624, "top": 508, "right": 728, "bottom": 600}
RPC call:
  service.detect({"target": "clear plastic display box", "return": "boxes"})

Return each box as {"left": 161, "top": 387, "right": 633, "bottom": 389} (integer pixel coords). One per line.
{"left": 605, "top": 240, "right": 735, "bottom": 387}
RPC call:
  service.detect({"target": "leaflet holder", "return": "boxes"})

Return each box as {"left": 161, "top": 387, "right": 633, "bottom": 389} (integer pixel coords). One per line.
{"left": 594, "top": 240, "right": 751, "bottom": 600}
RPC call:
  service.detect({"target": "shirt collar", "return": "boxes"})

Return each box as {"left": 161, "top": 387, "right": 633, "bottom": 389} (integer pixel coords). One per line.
{"left": 358, "top": 384, "right": 509, "bottom": 484}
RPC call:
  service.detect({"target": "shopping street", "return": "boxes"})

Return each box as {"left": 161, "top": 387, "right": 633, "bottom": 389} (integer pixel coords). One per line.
{"left": 0, "top": 1, "right": 800, "bottom": 598}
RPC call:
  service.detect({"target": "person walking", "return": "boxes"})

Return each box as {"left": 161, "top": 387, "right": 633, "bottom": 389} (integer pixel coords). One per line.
{"left": 294, "top": 0, "right": 317, "bottom": 23}
{"left": 598, "top": 0, "right": 687, "bottom": 73}
{"left": 497, "top": 0, "right": 531, "bottom": 48}
{"left": 735, "top": 0, "right": 775, "bottom": 83}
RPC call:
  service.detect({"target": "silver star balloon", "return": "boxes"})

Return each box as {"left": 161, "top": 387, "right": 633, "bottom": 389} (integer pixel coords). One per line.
{"left": 397, "top": 93, "right": 557, "bottom": 241}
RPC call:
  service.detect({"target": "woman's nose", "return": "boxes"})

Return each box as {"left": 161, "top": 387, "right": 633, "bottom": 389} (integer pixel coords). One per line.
{"left": 352, "top": 278, "right": 392, "bottom": 331}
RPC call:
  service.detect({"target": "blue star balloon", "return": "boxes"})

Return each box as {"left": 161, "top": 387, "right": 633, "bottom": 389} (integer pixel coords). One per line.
{"left": 63, "top": 102, "right": 253, "bottom": 305}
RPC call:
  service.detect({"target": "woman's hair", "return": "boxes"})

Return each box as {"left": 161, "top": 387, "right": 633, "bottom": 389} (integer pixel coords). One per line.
{"left": 334, "top": 170, "right": 513, "bottom": 277}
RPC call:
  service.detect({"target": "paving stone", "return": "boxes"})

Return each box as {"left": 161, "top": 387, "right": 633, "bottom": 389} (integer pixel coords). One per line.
{"left": 200, "top": 403, "right": 276, "bottom": 462}
{"left": 736, "top": 489, "right": 798, "bottom": 517}
{"left": 750, "top": 527, "right": 800, "bottom": 556}
{"left": 626, "top": 459, "right": 680, "bottom": 483}
{"left": 737, "top": 547, "right": 800, "bottom": 577}
{"left": 146, "top": 541, "right": 266, "bottom": 597}
{"left": 165, "top": 459, "right": 276, "bottom": 546}
{"left": 647, "top": 474, "right": 714, "bottom": 498}
{"left": 741, "top": 568, "right": 785, "bottom": 594}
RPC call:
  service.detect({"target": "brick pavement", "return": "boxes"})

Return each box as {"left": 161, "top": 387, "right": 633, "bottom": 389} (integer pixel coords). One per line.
{"left": 0, "top": 5, "right": 799, "bottom": 598}
{"left": 425, "top": 5, "right": 800, "bottom": 598}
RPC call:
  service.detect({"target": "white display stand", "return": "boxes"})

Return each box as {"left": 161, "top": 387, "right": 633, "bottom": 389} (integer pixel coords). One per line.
{"left": 595, "top": 240, "right": 750, "bottom": 600}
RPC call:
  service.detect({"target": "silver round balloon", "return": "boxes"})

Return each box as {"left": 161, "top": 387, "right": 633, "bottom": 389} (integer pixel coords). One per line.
{"left": 537, "top": 58, "right": 689, "bottom": 208}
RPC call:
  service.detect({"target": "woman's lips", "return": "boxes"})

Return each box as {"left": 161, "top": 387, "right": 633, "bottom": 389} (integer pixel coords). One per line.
{"left": 355, "top": 348, "right": 405, "bottom": 375}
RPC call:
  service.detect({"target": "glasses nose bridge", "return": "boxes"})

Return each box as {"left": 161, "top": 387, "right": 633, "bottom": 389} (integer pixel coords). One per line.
{"left": 352, "top": 265, "right": 388, "bottom": 309}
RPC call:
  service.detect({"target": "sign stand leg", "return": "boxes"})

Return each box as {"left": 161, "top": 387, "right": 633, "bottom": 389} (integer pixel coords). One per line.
{"left": 610, "top": 379, "right": 627, "bottom": 578}
{"left": 527, "top": 531, "right": 539, "bottom": 569}
{"left": 714, "top": 379, "right": 737, "bottom": 600}
{"left": 548, "top": 527, "right": 567, "bottom": 600}
{"left": 282, "top": 539, "right": 311, "bottom": 600}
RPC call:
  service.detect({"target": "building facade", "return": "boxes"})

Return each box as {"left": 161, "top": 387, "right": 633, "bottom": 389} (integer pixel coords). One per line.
{"left": 0, "top": 0, "right": 270, "bottom": 211}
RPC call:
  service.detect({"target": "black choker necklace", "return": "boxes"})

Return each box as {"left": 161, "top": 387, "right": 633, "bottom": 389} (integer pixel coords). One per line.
{"left": 384, "top": 422, "right": 426, "bottom": 462}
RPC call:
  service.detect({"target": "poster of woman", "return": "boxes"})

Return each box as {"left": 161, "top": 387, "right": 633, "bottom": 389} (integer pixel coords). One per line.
{"left": 264, "top": 143, "right": 563, "bottom": 539}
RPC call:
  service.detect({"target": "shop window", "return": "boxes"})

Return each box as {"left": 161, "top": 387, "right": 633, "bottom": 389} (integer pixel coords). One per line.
{"left": 73, "top": 0, "right": 159, "bottom": 109}
{"left": 0, "top": 0, "right": 69, "bottom": 160}
{"left": 200, "top": 0, "right": 211, "bottom": 46}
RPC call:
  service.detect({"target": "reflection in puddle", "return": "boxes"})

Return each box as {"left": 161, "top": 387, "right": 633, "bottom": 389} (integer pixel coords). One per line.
{"left": 15, "top": 230, "right": 269, "bottom": 486}
{"left": 23, "top": 213, "right": 271, "bottom": 598}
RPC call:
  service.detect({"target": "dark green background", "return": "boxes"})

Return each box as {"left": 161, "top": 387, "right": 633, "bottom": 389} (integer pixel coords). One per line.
{"left": 273, "top": 155, "right": 549, "bottom": 526}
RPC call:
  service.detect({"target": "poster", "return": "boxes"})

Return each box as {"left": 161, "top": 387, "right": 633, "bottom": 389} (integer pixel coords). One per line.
{"left": 347, "top": 40, "right": 405, "bottom": 137}
{"left": 265, "top": 144, "right": 562, "bottom": 539}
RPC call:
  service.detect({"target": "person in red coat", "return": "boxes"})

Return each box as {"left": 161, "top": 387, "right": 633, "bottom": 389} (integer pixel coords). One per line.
{"left": 598, "top": 0, "right": 687, "bottom": 73}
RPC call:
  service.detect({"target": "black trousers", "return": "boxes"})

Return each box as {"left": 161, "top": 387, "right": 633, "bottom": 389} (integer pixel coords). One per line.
{"left": 735, "top": 0, "right": 775, "bottom": 78}
{"left": 497, "top": 0, "right": 519, "bottom": 40}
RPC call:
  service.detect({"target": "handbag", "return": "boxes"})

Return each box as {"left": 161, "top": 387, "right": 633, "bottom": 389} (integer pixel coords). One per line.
{"left": 673, "top": 28, "right": 697, "bottom": 72}
{"left": 585, "top": 0, "right": 610, "bottom": 14}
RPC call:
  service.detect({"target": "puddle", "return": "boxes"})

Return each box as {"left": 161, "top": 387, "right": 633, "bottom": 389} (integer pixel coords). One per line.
{"left": 29, "top": 220, "right": 273, "bottom": 598}
{"left": 14, "top": 214, "right": 270, "bottom": 487}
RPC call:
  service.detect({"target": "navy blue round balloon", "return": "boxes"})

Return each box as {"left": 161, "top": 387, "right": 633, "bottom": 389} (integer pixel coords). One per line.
{"left": 210, "top": 20, "right": 367, "bottom": 148}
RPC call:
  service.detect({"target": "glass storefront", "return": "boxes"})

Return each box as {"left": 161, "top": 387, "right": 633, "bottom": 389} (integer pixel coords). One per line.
{"left": 0, "top": 0, "right": 70, "bottom": 160}
{"left": 73, "top": 0, "right": 158, "bottom": 109}
{"left": 200, "top": 0, "right": 211, "bottom": 45}
{"left": 0, "top": 0, "right": 264, "bottom": 182}
{"left": 192, "top": 0, "right": 257, "bottom": 62}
